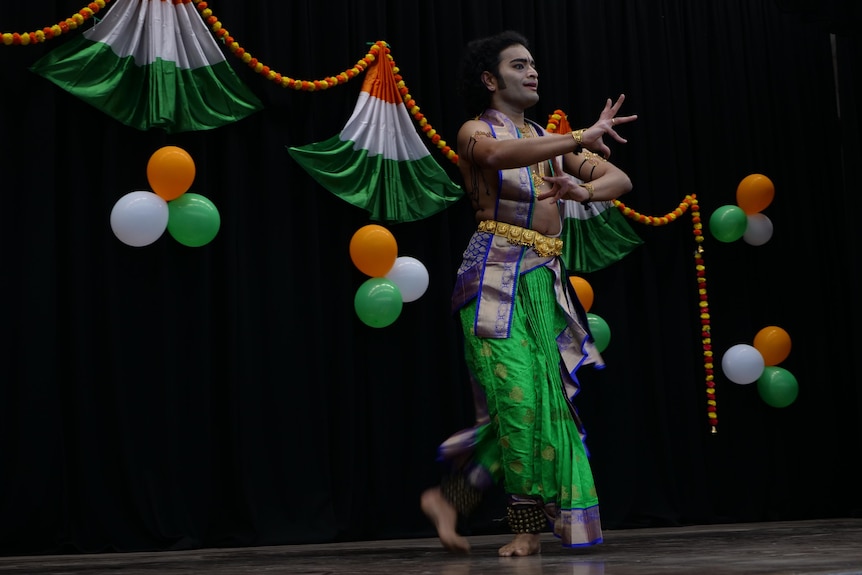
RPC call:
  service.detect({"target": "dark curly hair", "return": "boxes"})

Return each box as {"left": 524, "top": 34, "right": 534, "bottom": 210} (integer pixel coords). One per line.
{"left": 457, "top": 31, "right": 530, "bottom": 117}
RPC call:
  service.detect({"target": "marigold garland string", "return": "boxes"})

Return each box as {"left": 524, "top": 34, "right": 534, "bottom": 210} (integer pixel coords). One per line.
{"left": 615, "top": 196, "right": 717, "bottom": 433}
{"left": 0, "top": 1, "right": 111, "bottom": 45}
{"left": 192, "top": 4, "right": 459, "bottom": 165}
{"left": 549, "top": 111, "right": 717, "bottom": 432}
{"left": 3, "top": 3, "right": 457, "bottom": 164}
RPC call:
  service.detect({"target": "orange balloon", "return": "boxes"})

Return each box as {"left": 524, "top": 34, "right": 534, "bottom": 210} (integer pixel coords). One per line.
{"left": 753, "top": 325, "right": 791, "bottom": 366}
{"left": 349, "top": 225, "right": 397, "bottom": 277}
{"left": 736, "top": 173, "right": 774, "bottom": 215}
{"left": 569, "top": 276, "right": 594, "bottom": 312}
{"left": 147, "top": 146, "right": 196, "bottom": 201}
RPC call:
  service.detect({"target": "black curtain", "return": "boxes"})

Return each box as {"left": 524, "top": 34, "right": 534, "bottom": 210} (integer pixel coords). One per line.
{"left": 1, "top": 0, "right": 860, "bottom": 555}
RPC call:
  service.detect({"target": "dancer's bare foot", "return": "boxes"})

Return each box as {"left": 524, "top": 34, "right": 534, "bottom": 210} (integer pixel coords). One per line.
{"left": 420, "top": 487, "right": 471, "bottom": 553}
{"left": 498, "top": 533, "right": 542, "bottom": 557}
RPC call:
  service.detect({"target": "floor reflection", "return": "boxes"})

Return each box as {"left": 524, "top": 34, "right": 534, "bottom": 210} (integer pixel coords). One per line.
{"left": 437, "top": 556, "right": 608, "bottom": 575}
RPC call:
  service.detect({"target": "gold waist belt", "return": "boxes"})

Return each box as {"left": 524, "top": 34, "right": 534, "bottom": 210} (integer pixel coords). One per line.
{"left": 478, "top": 220, "right": 564, "bottom": 258}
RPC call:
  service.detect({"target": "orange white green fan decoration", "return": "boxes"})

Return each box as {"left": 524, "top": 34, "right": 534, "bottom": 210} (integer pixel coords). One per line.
{"left": 30, "top": 0, "right": 262, "bottom": 133}
{"left": 288, "top": 42, "right": 463, "bottom": 223}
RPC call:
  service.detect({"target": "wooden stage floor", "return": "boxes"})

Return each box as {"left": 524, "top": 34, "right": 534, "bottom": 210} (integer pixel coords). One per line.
{"left": 0, "top": 518, "right": 860, "bottom": 574}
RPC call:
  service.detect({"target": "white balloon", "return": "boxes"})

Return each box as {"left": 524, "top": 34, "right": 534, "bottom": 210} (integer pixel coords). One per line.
{"left": 743, "top": 213, "right": 774, "bottom": 246}
{"left": 385, "top": 256, "right": 429, "bottom": 302}
{"left": 721, "top": 343, "right": 765, "bottom": 385}
{"left": 110, "top": 191, "right": 169, "bottom": 247}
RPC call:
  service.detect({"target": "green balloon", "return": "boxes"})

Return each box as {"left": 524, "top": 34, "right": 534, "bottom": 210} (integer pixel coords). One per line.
{"left": 586, "top": 312, "right": 611, "bottom": 352}
{"left": 354, "top": 278, "right": 403, "bottom": 328}
{"left": 709, "top": 204, "right": 748, "bottom": 243}
{"left": 756, "top": 366, "right": 799, "bottom": 408}
{"left": 167, "top": 193, "right": 221, "bottom": 247}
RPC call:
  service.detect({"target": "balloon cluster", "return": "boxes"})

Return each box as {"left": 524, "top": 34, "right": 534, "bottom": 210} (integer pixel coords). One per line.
{"left": 350, "top": 224, "right": 430, "bottom": 328}
{"left": 708, "top": 174, "right": 775, "bottom": 245}
{"left": 110, "top": 146, "right": 221, "bottom": 248}
{"left": 720, "top": 325, "right": 798, "bottom": 408}
{"left": 569, "top": 276, "right": 610, "bottom": 352}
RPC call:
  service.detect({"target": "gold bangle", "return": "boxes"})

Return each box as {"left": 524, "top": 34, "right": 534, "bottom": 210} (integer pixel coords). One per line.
{"left": 571, "top": 129, "right": 585, "bottom": 147}
{"left": 581, "top": 182, "right": 595, "bottom": 201}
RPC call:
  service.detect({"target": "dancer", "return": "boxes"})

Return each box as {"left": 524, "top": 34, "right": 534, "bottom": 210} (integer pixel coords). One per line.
{"left": 421, "top": 30, "right": 636, "bottom": 557}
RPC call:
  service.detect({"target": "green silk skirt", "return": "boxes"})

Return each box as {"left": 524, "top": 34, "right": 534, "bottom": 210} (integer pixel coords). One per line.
{"left": 458, "top": 265, "right": 603, "bottom": 546}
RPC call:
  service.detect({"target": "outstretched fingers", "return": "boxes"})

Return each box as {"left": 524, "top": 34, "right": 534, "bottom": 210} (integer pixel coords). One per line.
{"left": 607, "top": 113, "right": 637, "bottom": 143}
{"left": 600, "top": 94, "right": 625, "bottom": 119}
{"left": 595, "top": 94, "right": 636, "bottom": 145}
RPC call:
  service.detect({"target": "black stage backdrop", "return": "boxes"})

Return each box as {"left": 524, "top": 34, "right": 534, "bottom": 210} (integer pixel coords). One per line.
{"left": 1, "top": 0, "right": 860, "bottom": 555}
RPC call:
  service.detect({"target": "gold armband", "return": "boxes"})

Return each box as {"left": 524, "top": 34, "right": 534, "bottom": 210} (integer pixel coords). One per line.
{"left": 571, "top": 129, "right": 585, "bottom": 148}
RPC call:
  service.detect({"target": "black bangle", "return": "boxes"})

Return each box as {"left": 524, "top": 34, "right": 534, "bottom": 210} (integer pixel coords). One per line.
{"left": 580, "top": 183, "right": 594, "bottom": 211}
